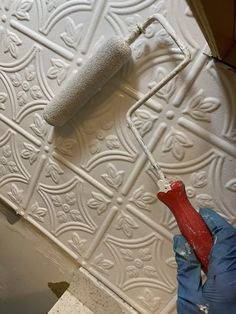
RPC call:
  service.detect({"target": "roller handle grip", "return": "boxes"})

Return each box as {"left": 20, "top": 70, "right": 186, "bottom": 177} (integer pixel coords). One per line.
{"left": 157, "top": 180, "right": 213, "bottom": 273}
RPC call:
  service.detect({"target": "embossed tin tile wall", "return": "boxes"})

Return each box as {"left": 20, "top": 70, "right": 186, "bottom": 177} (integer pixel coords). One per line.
{"left": 0, "top": 1, "right": 236, "bottom": 313}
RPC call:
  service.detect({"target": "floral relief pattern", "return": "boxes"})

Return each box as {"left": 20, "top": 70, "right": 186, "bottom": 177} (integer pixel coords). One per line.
{"left": 45, "top": 0, "right": 61, "bottom": 12}
{"left": 150, "top": 0, "right": 167, "bottom": 17}
{"left": 89, "top": 139, "right": 101, "bottom": 155}
{"left": 0, "top": 0, "right": 33, "bottom": 59}
{"left": 130, "top": 186, "right": 156, "bottom": 211}
{"left": 115, "top": 212, "right": 139, "bottom": 238}
{"left": 45, "top": 158, "right": 64, "bottom": 184}
{"left": 183, "top": 89, "right": 220, "bottom": 122}
{"left": 0, "top": 92, "right": 7, "bottom": 110}
{"left": 226, "top": 177, "right": 236, "bottom": 192}
{"left": 162, "top": 127, "right": 193, "bottom": 161}
{"left": 138, "top": 288, "right": 161, "bottom": 313}
{"left": 82, "top": 118, "right": 120, "bottom": 155}
{"left": 155, "top": 28, "right": 174, "bottom": 48}
{"left": 30, "top": 113, "right": 47, "bottom": 139}
{"left": 225, "top": 128, "right": 236, "bottom": 143}
{"left": 88, "top": 134, "right": 121, "bottom": 154}
{"left": 55, "top": 136, "right": 76, "bottom": 157}
{"left": 106, "top": 234, "right": 176, "bottom": 299}
{"left": 132, "top": 110, "right": 158, "bottom": 137}
{"left": 10, "top": 65, "right": 43, "bottom": 106}
{"left": 60, "top": 17, "right": 83, "bottom": 50}
{"left": 0, "top": 144, "right": 18, "bottom": 176}
{"left": 191, "top": 171, "right": 208, "bottom": 188}
{"left": 186, "top": 186, "right": 196, "bottom": 199}
{"left": 149, "top": 67, "right": 176, "bottom": 102}
{"left": 1, "top": 28, "right": 22, "bottom": 59}
{"left": 13, "top": 0, "right": 33, "bottom": 21}
{"left": 68, "top": 232, "right": 87, "bottom": 255}
{"left": 29, "top": 201, "right": 47, "bottom": 223}
{"left": 87, "top": 192, "right": 111, "bottom": 215}
{"left": 47, "top": 58, "right": 69, "bottom": 86}
{"left": 8, "top": 183, "right": 23, "bottom": 205}
{"left": 101, "top": 163, "right": 124, "bottom": 190}
{"left": 51, "top": 192, "right": 82, "bottom": 223}
{"left": 121, "top": 247, "right": 158, "bottom": 279}
{"left": 125, "top": 1, "right": 168, "bottom": 59}
{"left": 20, "top": 142, "right": 40, "bottom": 164}
{"left": 196, "top": 194, "right": 214, "bottom": 209}
{"left": 105, "top": 135, "right": 120, "bottom": 150}
{"left": 185, "top": 171, "right": 209, "bottom": 199}
{"left": 93, "top": 253, "right": 114, "bottom": 275}
{"left": 177, "top": 170, "right": 214, "bottom": 210}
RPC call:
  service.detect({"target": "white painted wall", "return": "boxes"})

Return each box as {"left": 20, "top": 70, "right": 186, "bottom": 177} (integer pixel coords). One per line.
{"left": 0, "top": 1, "right": 236, "bottom": 313}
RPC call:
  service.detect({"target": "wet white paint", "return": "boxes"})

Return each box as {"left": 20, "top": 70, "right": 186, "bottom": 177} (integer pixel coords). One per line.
{"left": 198, "top": 304, "right": 209, "bottom": 314}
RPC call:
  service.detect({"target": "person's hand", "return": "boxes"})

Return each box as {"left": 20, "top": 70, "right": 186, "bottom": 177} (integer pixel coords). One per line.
{"left": 173, "top": 208, "right": 236, "bottom": 314}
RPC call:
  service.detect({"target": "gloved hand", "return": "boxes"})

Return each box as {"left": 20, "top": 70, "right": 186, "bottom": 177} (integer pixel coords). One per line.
{"left": 173, "top": 208, "right": 236, "bottom": 314}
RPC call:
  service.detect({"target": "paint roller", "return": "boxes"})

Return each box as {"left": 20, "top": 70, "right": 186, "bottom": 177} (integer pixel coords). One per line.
{"left": 43, "top": 37, "right": 132, "bottom": 126}
{"left": 43, "top": 14, "right": 213, "bottom": 273}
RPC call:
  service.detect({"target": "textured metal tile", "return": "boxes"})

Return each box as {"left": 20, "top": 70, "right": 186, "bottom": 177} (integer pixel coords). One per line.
{"left": 0, "top": 0, "right": 236, "bottom": 313}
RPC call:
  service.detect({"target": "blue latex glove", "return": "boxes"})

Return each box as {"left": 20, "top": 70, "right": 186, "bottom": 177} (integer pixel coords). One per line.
{"left": 173, "top": 208, "right": 236, "bottom": 314}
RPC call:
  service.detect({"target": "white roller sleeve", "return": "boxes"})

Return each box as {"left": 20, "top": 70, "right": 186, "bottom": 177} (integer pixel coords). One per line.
{"left": 43, "top": 37, "right": 132, "bottom": 126}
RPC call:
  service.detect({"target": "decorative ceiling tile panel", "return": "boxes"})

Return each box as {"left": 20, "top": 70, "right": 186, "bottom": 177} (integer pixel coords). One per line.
{"left": 0, "top": 0, "right": 236, "bottom": 313}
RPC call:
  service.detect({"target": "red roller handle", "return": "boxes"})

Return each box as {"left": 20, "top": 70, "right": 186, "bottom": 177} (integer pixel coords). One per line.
{"left": 157, "top": 180, "right": 213, "bottom": 273}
